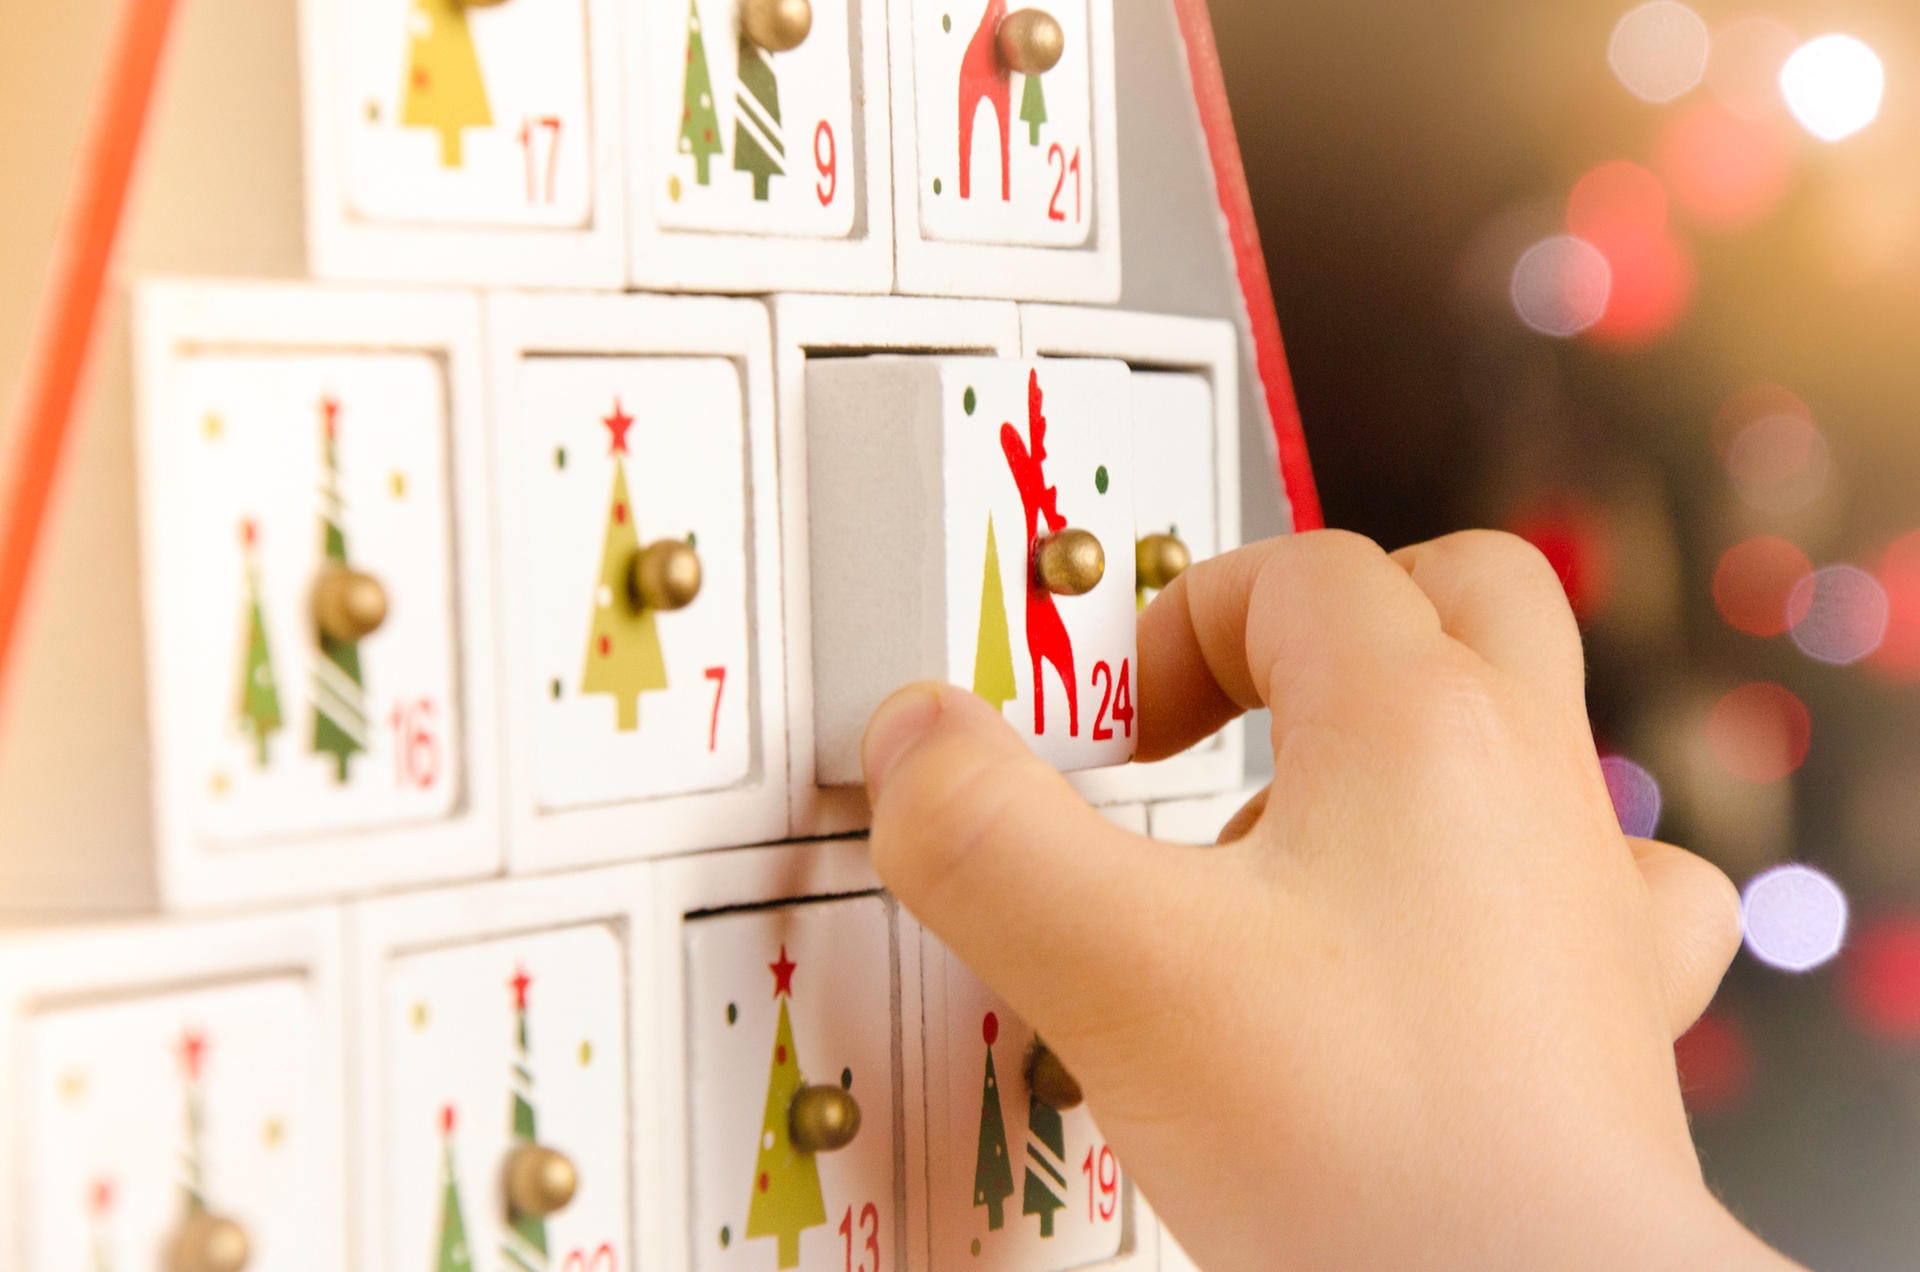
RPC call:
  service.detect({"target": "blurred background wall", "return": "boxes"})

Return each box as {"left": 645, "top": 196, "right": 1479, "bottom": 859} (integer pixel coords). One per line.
{"left": 1207, "top": 1, "right": 1920, "bottom": 1267}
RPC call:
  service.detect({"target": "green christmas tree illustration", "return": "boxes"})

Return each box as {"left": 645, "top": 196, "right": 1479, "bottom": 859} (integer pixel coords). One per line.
{"left": 1022, "top": 1066, "right": 1067, "bottom": 1238}
{"left": 311, "top": 399, "right": 368, "bottom": 784}
{"left": 401, "top": 0, "right": 493, "bottom": 167}
{"left": 87, "top": 1179, "right": 115, "bottom": 1272}
{"left": 435, "top": 1106, "right": 474, "bottom": 1272}
{"left": 745, "top": 946, "right": 827, "bottom": 1268}
{"left": 175, "top": 1031, "right": 210, "bottom": 1220}
{"left": 679, "top": 0, "right": 724, "bottom": 183}
{"left": 972, "top": 516, "right": 1018, "bottom": 709}
{"left": 501, "top": 967, "right": 550, "bottom": 1270}
{"left": 732, "top": 39, "right": 784, "bottom": 201}
{"left": 580, "top": 400, "right": 669, "bottom": 732}
{"left": 973, "top": 1013, "right": 1015, "bottom": 1231}
{"left": 235, "top": 520, "right": 281, "bottom": 767}
{"left": 1020, "top": 74, "right": 1047, "bottom": 146}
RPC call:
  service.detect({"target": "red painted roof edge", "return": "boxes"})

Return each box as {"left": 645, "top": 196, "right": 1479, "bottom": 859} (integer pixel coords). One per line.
{"left": 1167, "top": 0, "right": 1323, "bottom": 532}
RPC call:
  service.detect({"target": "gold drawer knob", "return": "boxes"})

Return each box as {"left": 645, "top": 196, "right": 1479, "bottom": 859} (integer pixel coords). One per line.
{"left": 1135, "top": 533, "right": 1192, "bottom": 591}
{"left": 312, "top": 567, "right": 389, "bottom": 642}
{"left": 743, "top": 0, "right": 813, "bottom": 52}
{"left": 1026, "top": 1042, "right": 1084, "bottom": 1111}
{"left": 998, "top": 9, "right": 1065, "bottom": 75}
{"left": 506, "top": 1143, "right": 579, "bottom": 1219}
{"left": 168, "top": 1213, "right": 250, "bottom": 1272}
{"left": 1034, "top": 528, "right": 1105, "bottom": 597}
{"left": 629, "top": 539, "right": 703, "bottom": 612}
{"left": 789, "top": 1085, "right": 861, "bottom": 1153}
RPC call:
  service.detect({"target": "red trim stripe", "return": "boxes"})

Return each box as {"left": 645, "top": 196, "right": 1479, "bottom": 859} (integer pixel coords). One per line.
{"left": 0, "top": 0, "right": 182, "bottom": 726}
{"left": 1167, "top": 0, "right": 1322, "bottom": 532}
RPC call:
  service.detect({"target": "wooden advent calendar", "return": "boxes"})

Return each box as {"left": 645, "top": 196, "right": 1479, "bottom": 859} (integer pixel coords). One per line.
{"left": 0, "top": 0, "right": 1317, "bottom": 1266}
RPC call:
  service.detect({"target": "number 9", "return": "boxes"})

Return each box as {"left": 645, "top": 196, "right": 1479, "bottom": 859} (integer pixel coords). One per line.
{"left": 814, "top": 120, "right": 837, "bottom": 207}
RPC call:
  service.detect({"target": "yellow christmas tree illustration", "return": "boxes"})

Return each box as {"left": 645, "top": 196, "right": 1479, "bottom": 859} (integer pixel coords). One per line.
{"left": 745, "top": 946, "right": 827, "bottom": 1268}
{"left": 401, "top": 0, "right": 493, "bottom": 167}
{"left": 972, "top": 515, "right": 1017, "bottom": 708}
{"left": 580, "top": 400, "right": 669, "bottom": 731}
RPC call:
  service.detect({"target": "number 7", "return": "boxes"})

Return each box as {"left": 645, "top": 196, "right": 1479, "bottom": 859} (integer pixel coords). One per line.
{"left": 704, "top": 666, "right": 726, "bottom": 752}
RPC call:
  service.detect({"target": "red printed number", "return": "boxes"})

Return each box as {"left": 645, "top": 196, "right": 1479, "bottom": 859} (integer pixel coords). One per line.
{"left": 388, "top": 698, "right": 441, "bottom": 790}
{"left": 1047, "top": 144, "right": 1083, "bottom": 223}
{"left": 704, "top": 665, "right": 727, "bottom": 752}
{"left": 519, "top": 115, "right": 562, "bottom": 204}
{"left": 560, "top": 1245, "right": 617, "bottom": 1272}
{"left": 814, "top": 120, "right": 838, "bottom": 207}
{"left": 1082, "top": 1146, "right": 1119, "bottom": 1222}
{"left": 839, "top": 1202, "right": 881, "bottom": 1272}
{"left": 1090, "top": 660, "right": 1133, "bottom": 742}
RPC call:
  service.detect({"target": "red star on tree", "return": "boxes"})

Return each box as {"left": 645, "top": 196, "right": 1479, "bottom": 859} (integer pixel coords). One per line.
{"left": 509, "top": 965, "right": 532, "bottom": 1012}
{"left": 441, "top": 1103, "right": 456, "bottom": 1136}
{"left": 240, "top": 518, "right": 257, "bottom": 548}
{"left": 88, "top": 1178, "right": 114, "bottom": 1216}
{"left": 770, "top": 945, "right": 796, "bottom": 999}
{"left": 602, "top": 398, "right": 635, "bottom": 456}
{"left": 321, "top": 396, "right": 340, "bottom": 441}
{"left": 178, "top": 1028, "right": 207, "bottom": 1082}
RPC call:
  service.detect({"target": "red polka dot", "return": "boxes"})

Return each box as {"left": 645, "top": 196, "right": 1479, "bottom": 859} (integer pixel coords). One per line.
{"left": 1674, "top": 1011, "right": 1753, "bottom": 1117}
{"left": 758, "top": 1172, "right": 769, "bottom": 1192}
{"left": 775, "top": 1045, "right": 786, "bottom": 1064}
{"left": 1713, "top": 536, "right": 1814, "bottom": 637}
{"left": 598, "top": 635, "right": 611, "bottom": 657}
{"left": 614, "top": 503, "right": 627, "bottom": 524}
{"left": 982, "top": 1012, "right": 999, "bottom": 1046}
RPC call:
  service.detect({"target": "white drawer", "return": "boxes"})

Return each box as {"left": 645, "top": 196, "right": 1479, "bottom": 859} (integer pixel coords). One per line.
{"left": 646, "top": 840, "right": 922, "bottom": 1272}
{"left": 1024, "top": 306, "right": 1247, "bottom": 808}
{"left": 624, "top": 0, "right": 894, "bottom": 292}
{"left": 890, "top": 0, "right": 1120, "bottom": 299}
{"left": 134, "top": 283, "right": 498, "bottom": 908}
{"left": 0, "top": 910, "right": 345, "bottom": 1270}
{"left": 351, "top": 867, "right": 655, "bottom": 1272}
{"left": 299, "top": 0, "right": 626, "bottom": 286}
{"left": 490, "top": 294, "right": 788, "bottom": 868}
{"left": 806, "top": 355, "right": 1138, "bottom": 785}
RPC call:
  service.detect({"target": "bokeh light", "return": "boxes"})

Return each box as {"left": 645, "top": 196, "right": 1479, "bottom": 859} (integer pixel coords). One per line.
{"left": 1707, "top": 682, "right": 1811, "bottom": 783}
{"left": 1841, "top": 916, "right": 1920, "bottom": 1044}
{"left": 1871, "top": 531, "right": 1920, "bottom": 682}
{"left": 1711, "top": 382, "right": 1811, "bottom": 458}
{"left": 1707, "top": 16, "right": 1798, "bottom": 120}
{"left": 1655, "top": 103, "right": 1794, "bottom": 231}
{"left": 1713, "top": 536, "right": 1814, "bottom": 637}
{"left": 1609, "top": 2, "right": 1711, "bottom": 104}
{"left": 1780, "top": 34, "right": 1885, "bottom": 142}
{"left": 1567, "top": 161, "right": 1668, "bottom": 240}
{"left": 1742, "top": 863, "right": 1849, "bottom": 973}
{"left": 1675, "top": 1010, "right": 1754, "bottom": 1116}
{"left": 1587, "top": 231, "right": 1695, "bottom": 348}
{"left": 1510, "top": 501, "right": 1613, "bottom": 621}
{"left": 1600, "top": 755, "right": 1662, "bottom": 837}
{"left": 1510, "top": 235, "right": 1611, "bottom": 337}
{"left": 1725, "top": 413, "right": 1831, "bottom": 513}
{"left": 1789, "top": 565, "right": 1890, "bottom": 665}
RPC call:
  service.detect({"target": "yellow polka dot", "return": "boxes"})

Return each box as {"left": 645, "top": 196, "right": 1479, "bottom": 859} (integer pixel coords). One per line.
{"left": 262, "top": 1117, "right": 285, "bottom": 1149}
{"left": 410, "top": 1002, "right": 429, "bottom": 1031}
{"left": 668, "top": 175, "right": 684, "bottom": 203}
{"left": 578, "top": 1040, "right": 594, "bottom": 1067}
{"left": 209, "top": 771, "right": 230, "bottom": 797}
{"left": 201, "top": 412, "right": 224, "bottom": 440}
{"left": 58, "top": 1070, "right": 87, "bottom": 1104}
{"left": 389, "top": 470, "right": 408, "bottom": 499}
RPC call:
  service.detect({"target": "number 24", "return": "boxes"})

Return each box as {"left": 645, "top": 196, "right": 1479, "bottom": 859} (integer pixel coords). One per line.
{"left": 1091, "top": 659, "right": 1133, "bottom": 742}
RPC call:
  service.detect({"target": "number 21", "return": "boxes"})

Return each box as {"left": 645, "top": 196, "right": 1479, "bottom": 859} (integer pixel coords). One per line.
{"left": 1047, "top": 144, "right": 1083, "bottom": 223}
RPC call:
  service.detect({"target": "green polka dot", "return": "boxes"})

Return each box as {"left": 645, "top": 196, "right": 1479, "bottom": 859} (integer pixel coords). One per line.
{"left": 1095, "top": 466, "right": 1110, "bottom": 494}
{"left": 553, "top": 446, "right": 567, "bottom": 469}
{"left": 687, "top": 530, "right": 698, "bottom": 549}
{"left": 720, "top": 1226, "right": 732, "bottom": 1248}
{"left": 943, "top": 13, "right": 952, "bottom": 31}
{"left": 841, "top": 1067, "right": 853, "bottom": 1090}
{"left": 933, "top": 177, "right": 944, "bottom": 196}
{"left": 726, "top": 1002, "right": 738, "bottom": 1025}
{"left": 549, "top": 679, "right": 563, "bottom": 700}
{"left": 963, "top": 386, "right": 977, "bottom": 415}
{"left": 971, "top": 1238, "right": 982, "bottom": 1256}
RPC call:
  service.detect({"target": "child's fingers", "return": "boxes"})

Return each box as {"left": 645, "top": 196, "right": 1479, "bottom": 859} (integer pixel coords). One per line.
{"left": 1389, "top": 531, "right": 1587, "bottom": 699}
{"left": 1629, "top": 837, "right": 1744, "bottom": 1038}
{"left": 1137, "top": 531, "right": 1445, "bottom": 761}
{"left": 863, "top": 683, "right": 1212, "bottom": 1050}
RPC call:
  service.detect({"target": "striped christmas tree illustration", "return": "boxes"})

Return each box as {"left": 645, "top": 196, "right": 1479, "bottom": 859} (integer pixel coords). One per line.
{"left": 500, "top": 966, "right": 550, "bottom": 1272}
{"left": 311, "top": 397, "right": 368, "bottom": 783}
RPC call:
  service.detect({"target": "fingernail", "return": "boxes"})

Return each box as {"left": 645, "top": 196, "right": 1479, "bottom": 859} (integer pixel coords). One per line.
{"left": 863, "top": 684, "right": 945, "bottom": 795}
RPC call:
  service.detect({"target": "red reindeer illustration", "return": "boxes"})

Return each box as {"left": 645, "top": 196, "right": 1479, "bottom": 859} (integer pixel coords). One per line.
{"left": 1000, "top": 371, "right": 1077, "bottom": 736}
{"left": 958, "top": 0, "right": 1013, "bottom": 201}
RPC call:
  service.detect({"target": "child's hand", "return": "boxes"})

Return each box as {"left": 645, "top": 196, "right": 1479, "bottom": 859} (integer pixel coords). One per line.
{"left": 862, "top": 531, "right": 1794, "bottom": 1271}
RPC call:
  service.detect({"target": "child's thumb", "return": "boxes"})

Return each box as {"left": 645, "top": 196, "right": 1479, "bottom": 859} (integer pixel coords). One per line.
{"left": 863, "top": 683, "right": 1180, "bottom": 1045}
